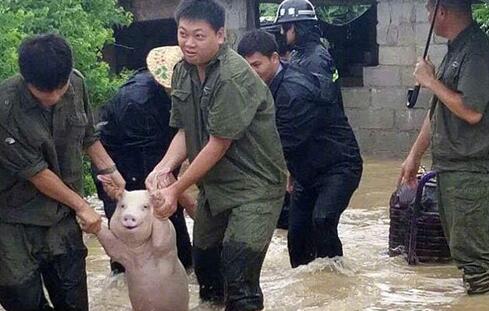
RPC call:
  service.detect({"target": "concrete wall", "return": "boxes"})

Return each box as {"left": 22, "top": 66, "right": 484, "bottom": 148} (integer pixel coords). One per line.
{"left": 343, "top": 0, "right": 446, "bottom": 156}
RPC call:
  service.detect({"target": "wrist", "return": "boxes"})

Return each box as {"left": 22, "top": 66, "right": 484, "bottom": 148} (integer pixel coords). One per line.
{"left": 425, "top": 77, "right": 438, "bottom": 91}
{"left": 170, "top": 180, "right": 186, "bottom": 196}
{"left": 73, "top": 199, "right": 89, "bottom": 213}
{"left": 98, "top": 164, "right": 117, "bottom": 175}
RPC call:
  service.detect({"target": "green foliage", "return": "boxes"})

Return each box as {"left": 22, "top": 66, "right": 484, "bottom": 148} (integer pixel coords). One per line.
{"left": 259, "top": 3, "right": 278, "bottom": 22}
{"left": 474, "top": 3, "right": 489, "bottom": 34}
{"left": 317, "top": 5, "right": 371, "bottom": 26}
{"left": 0, "top": 1, "right": 133, "bottom": 195}
{"left": 0, "top": 0, "right": 132, "bottom": 108}
{"left": 83, "top": 157, "right": 96, "bottom": 196}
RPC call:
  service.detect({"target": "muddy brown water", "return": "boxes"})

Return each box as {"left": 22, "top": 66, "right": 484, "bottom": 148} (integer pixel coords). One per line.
{"left": 3, "top": 159, "right": 489, "bottom": 310}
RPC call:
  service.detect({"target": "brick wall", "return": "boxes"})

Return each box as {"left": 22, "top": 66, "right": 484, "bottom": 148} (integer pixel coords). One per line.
{"left": 343, "top": 0, "right": 446, "bottom": 156}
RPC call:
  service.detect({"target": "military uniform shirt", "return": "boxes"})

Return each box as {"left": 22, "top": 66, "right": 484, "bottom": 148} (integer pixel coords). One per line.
{"left": 0, "top": 72, "right": 98, "bottom": 226}
{"left": 430, "top": 22, "right": 489, "bottom": 172}
{"left": 170, "top": 45, "right": 287, "bottom": 215}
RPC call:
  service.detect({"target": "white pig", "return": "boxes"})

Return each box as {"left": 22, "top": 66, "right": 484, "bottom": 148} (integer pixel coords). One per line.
{"left": 95, "top": 190, "right": 189, "bottom": 311}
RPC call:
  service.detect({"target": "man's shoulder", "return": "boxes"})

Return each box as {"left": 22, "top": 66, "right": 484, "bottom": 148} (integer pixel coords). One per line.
{"left": 468, "top": 29, "right": 489, "bottom": 56}
{"left": 0, "top": 75, "right": 23, "bottom": 119}
{"left": 0, "top": 74, "right": 23, "bottom": 97}
{"left": 70, "top": 69, "right": 86, "bottom": 87}
{"left": 218, "top": 47, "right": 255, "bottom": 81}
{"left": 281, "top": 65, "right": 318, "bottom": 95}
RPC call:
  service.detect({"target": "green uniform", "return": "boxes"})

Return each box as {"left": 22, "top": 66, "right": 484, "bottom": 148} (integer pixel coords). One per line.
{"left": 0, "top": 71, "right": 96, "bottom": 310}
{"left": 430, "top": 22, "right": 489, "bottom": 294}
{"left": 170, "top": 44, "right": 287, "bottom": 310}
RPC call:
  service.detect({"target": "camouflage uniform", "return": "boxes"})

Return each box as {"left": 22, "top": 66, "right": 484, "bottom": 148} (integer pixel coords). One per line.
{"left": 170, "top": 44, "right": 287, "bottom": 310}
{"left": 430, "top": 22, "right": 489, "bottom": 294}
{"left": 0, "top": 71, "right": 97, "bottom": 310}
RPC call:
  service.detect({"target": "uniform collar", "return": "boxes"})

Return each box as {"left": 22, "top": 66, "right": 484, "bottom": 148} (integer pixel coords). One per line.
{"left": 269, "top": 61, "right": 287, "bottom": 96}
{"left": 182, "top": 43, "right": 229, "bottom": 72}
{"left": 448, "top": 22, "right": 478, "bottom": 53}
{"left": 20, "top": 75, "right": 74, "bottom": 111}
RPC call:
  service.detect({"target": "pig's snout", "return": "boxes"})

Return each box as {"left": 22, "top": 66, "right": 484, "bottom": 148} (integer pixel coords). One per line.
{"left": 122, "top": 213, "right": 139, "bottom": 229}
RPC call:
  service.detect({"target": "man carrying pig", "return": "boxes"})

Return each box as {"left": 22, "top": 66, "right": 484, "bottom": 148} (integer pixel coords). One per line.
{"left": 144, "top": 1, "right": 287, "bottom": 310}
{"left": 0, "top": 33, "right": 125, "bottom": 311}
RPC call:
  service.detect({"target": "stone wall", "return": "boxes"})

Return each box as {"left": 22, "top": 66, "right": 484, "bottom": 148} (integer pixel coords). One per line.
{"left": 343, "top": 0, "right": 447, "bottom": 156}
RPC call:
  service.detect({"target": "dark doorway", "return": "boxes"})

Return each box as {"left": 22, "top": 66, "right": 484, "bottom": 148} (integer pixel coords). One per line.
{"left": 105, "top": 18, "right": 178, "bottom": 73}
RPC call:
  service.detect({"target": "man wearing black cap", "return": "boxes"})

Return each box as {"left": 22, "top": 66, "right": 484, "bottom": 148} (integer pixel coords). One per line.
{"left": 400, "top": 0, "right": 489, "bottom": 295}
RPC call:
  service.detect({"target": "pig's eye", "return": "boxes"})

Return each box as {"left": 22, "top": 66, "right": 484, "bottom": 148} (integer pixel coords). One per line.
{"left": 143, "top": 205, "right": 149, "bottom": 209}
{"left": 120, "top": 204, "right": 125, "bottom": 209}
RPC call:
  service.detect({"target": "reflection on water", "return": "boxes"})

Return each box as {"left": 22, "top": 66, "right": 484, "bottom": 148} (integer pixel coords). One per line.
{"left": 4, "top": 159, "right": 489, "bottom": 310}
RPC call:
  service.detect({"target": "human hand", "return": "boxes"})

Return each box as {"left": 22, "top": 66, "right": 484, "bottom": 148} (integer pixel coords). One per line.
{"left": 77, "top": 203, "right": 102, "bottom": 234}
{"left": 398, "top": 155, "right": 420, "bottom": 188}
{"left": 145, "top": 167, "right": 176, "bottom": 193}
{"left": 414, "top": 56, "right": 436, "bottom": 89}
{"left": 151, "top": 185, "right": 179, "bottom": 220}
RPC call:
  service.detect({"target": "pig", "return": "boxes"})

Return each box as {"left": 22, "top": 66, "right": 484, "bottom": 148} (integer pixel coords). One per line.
{"left": 95, "top": 190, "right": 189, "bottom": 311}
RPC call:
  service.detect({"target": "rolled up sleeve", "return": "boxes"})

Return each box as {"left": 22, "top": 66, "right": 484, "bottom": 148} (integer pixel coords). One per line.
{"left": 458, "top": 53, "right": 489, "bottom": 114}
{"left": 0, "top": 126, "right": 48, "bottom": 180}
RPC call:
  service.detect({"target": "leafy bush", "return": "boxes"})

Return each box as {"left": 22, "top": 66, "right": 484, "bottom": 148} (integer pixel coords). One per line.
{"left": 0, "top": 0, "right": 132, "bottom": 108}
{"left": 474, "top": 3, "right": 489, "bottom": 34}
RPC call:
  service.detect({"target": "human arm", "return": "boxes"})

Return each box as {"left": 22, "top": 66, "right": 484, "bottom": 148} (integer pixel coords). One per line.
{"left": 274, "top": 84, "right": 318, "bottom": 156}
{"left": 86, "top": 141, "right": 125, "bottom": 199}
{"left": 145, "top": 129, "right": 188, "bottom": 201}
{"left": 414, "top": 56, "right": 485, "bottom": 125}
{"left": 152, "top": 135, "right": 231, "bottom": 219}
{"left": 398, "top": 113, "right": 431, "bottom": 187}
{"left": 29, "top": 169, "right": 102, "bottom": 233}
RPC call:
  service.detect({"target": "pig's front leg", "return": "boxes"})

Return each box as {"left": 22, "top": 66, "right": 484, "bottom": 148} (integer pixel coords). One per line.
{"left": 151, "top": 217, "right": 178, "bottom": 256}
{"left": 96, "top": 225, "right": 131, "bottom": 266}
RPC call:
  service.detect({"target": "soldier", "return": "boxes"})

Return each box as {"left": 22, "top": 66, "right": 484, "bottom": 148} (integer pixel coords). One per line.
{"left": 0, "top": 34, "right": 125, "bottom": 310}
{"left": 143, "top": 1, "right": 287, "bottom": 310}
{"left": 399, "top": 0, "right": 489, "bottom": 295}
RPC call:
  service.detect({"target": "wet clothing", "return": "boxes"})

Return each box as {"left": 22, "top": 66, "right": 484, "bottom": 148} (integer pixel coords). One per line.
{"left": 0, "top": 73, "right": 97, "bottom": 226}
{"left": 288, "top": 168, "right": 361, "bottom": 266}
{"left": 430, "top": 22, "right": 489, "bottom": 173}
{"left": 277, "top": 26, "right": 362, "bottom": 266}
{"left": 193, "top": 196, "right": 283, "bottom": 310}
{"left": 269, "top": 62, "right": 361, "bottom": 186}
{"left": 429, "top": 23, "right": 489, "bottom": 294}
{"left": 0, "top": 217, "right": 88, "bottom": 311}
{"left": 96, "top": 69, "right": 192, "bottom": 269}
{"left": 0, "top": 71, "right": 94, "bottom": 310}
{"left": 170, "top": 44, "right": 287, "bottom": 309}
{"left": 437, "top": 172, "right": 489, "bottom": 294}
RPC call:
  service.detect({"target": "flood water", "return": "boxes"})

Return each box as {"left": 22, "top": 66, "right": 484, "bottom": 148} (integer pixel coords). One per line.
{"left": 5, "top": 159, "right": 489, "bottom": 310}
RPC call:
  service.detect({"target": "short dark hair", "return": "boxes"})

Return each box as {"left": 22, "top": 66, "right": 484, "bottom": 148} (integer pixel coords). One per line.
{"left": 175, "top": 0, "right": 225, "bottom": 32}
{"left": 18, "top": 33, "right": 73, "bottom": 91}
{"left": 237, "top": 30, "right": 279, "bottom": 58}
{"left": 429, "top": 0, "right": 472, "bottom": 12}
